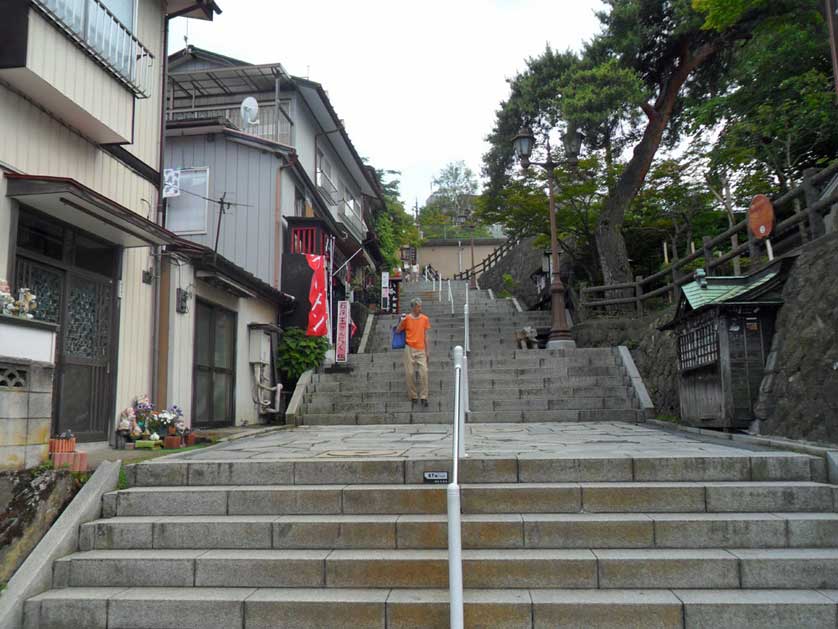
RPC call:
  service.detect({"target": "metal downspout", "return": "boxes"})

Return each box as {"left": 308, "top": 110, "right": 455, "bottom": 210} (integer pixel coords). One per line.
{"left": 152, "top": 5, "right": 171, "bottom": 408}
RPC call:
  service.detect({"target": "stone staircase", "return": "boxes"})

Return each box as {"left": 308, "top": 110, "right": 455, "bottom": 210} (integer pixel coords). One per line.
{"left": 294, "top": 281, "right": 647, "bottom": 425}
{"left": 24, "top": 450, "right": 838, "bottom": 628}
{"left": 22, "top": 280, "right": 838, "bottom": 628}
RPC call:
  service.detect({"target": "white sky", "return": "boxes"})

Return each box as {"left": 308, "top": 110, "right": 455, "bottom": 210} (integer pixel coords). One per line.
{"left": 168, "top": 0, "right": 604, "bottom": 209}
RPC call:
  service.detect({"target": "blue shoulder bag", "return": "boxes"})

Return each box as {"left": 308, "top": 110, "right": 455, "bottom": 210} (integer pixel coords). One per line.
{"left": 391, "top": 324, "right": 406, "bottom": 349}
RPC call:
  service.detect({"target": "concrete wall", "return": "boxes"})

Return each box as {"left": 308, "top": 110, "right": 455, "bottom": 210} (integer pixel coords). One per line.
{"left": 416, "top": 241, "right": 503, "bottom": 280}
{"left": 0, "top": 359, "right": 53, "bottom": 471}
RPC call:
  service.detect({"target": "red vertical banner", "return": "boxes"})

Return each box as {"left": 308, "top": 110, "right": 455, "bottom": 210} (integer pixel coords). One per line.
{"left": 306, "top": 254, "right": 328, "bottom": 336}
{"left": 336, "top": 300, "right": 350, "bottom": 363}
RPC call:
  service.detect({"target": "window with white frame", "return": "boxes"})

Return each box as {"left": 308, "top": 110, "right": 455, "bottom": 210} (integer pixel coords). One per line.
{"left": 165, "top": 167, "right": 209, "bottom": 234}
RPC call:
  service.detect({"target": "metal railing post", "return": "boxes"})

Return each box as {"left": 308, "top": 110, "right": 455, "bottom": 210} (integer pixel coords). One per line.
{"left": 439, "top": 277, "right": 443, "bottom": 301}
{"left": 448, "top": 345, "right": 465, "bottom": 629}
{"left": 448, "top": 279, "right": 454, "bottom": 314}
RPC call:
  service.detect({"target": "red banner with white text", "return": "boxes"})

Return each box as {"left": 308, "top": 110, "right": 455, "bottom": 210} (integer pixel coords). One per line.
{"left": 305, "top": 254, "right": 328, "bottom": 337}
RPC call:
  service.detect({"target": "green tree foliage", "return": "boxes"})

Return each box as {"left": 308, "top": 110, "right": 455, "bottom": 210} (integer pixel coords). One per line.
{"left": 420, "top": 161, "right": 491, "bottom": 239}
{"left": 483, "top": 0, "right": 834, "bottom": 288}
{"left": 690, "top": 5, "right": 838, "bottom": 192}
{"left": 372, "top": 169, "right": 420, "bottom": 270}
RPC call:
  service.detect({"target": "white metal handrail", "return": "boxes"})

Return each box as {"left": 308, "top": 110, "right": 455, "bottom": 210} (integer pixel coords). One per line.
{"left": 448, "top": 345, "right": 466, "bottom": 629}
{"left": 447, "top": 279, "right": 454, "bottom": 314}
{"left": 439, "top": 277, "right": 443, "bottom": 301}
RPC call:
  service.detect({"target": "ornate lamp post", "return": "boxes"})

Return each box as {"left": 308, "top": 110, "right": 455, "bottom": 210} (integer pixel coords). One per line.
{"left": 512, "top": 125, "right": 581, "bottom": 349}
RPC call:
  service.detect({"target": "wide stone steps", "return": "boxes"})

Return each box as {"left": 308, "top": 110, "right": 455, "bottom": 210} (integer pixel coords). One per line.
{"left": 310, "top": 375, "right": 633, "bottom": 393}
{"left": 306, "top": 385, "right": 634, "bottom": 403}
{"left": 301, "top": 397, "right": 636, "bottom": 415}
{"left": 80, "top": 512, "right": 838, "bottom": 551}
{"left": 107, "top": 482, "right": 834, "bottom": 517}
{"left": 24, "top": 586, "right": 838, "bottom": 628}
{"left": 298, "top": 408, "right": 646, "bottom": 425}
{"left": 125, "top": 454, "right": 816, "bottom": 487}
{"left": 51, "top": 547, "right": 838, "bottom": 590}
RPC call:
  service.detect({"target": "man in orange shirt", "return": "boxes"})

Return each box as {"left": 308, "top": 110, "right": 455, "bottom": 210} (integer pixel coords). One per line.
{"left": 396, "top": 297, "right": 432, "bottom": 406}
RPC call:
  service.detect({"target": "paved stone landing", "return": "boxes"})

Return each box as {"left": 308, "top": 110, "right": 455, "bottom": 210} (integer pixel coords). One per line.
{"left": 171, "top": 422, "right": 792, "bottom": 462}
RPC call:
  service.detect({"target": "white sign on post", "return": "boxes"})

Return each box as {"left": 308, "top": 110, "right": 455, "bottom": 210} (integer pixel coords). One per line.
{"left": 336, "top": 300, "right": 350, "bottom": 363}
{"left": 380, "top": 272, "right": 390, "bottom": 311}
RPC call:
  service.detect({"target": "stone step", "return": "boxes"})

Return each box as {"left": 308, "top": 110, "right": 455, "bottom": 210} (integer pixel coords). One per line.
{"left": 126, "top": 453, "right": 813, "bottom": 488}
{"left": 298, "top": 408, "right": 644, "bottom": 425}
{"left": 313, "top": 366, "right": 627, "bottom": 382}
{"left": 302, "top": 394, "right": 634, "bottom": 424}
{"left": 304, "top": 386, "right": 635, "bottom": 404}
{"left": 309, "top": 375, "right": 633, "bottom": 393}
{"left": 110, "top": 482, "right": 834, "bottom": 517}
{"left": 80, "top": 512, "right": 838, "bottom": 552}
{"left": 59, "top": 547, "right": 838, "bottom": 590}
{"left": 344, "top": 355, "right": 621, "bottom": 369}
{"left": 23, "top": 586, "right": 838, "bottom": 628}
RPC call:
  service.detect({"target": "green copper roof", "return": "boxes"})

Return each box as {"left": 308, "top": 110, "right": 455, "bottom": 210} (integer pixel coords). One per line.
{"left": 682, "top": 270, "right": 779, "bottom": 310}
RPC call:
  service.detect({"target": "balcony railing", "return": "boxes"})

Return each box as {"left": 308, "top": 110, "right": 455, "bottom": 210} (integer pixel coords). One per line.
{"left": 168, "top": 101, "right": 294, "bottom": 146}
{"left": 339, "top": 199, "right": 366, "bottom": 241}
{"left": 33, "top": 0, "right": 154, "bottom": 98}
{"left": 316, "top": 169, "right": 339, "bottom": 205}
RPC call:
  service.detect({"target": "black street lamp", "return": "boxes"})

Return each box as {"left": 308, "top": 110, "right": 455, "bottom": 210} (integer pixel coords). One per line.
{"left": 512, "top": 125, "right": 581, "bottom": 349}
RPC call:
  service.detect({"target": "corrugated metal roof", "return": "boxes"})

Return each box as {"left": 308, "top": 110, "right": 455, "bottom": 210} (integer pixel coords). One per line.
{"left": 682, "top": 270, "right": 779, "bottom": 310}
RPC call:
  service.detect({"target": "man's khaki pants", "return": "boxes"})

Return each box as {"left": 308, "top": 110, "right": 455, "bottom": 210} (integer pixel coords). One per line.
{"left": 404, "top": 346, "right": 429, "bottom": 400}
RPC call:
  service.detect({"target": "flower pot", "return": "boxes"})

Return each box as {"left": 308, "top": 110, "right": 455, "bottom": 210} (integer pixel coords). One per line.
{"left": 185, "top": 433, "right": 197, "bottom": 447}
{"left": 167, "top": 425, "right": 177, "bottom": 436}
{"left": 163, "top": 435, "right": 181, "bottom": 450}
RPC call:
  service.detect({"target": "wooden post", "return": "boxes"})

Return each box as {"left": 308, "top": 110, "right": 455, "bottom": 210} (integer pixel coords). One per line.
{"left": 803, "top": 167, "right": 826, "bottom": 241}
{"left": 670, "top": 237, "right": 681, "bottom": 303}
{"left": 747, "top": 227, "right": 759, "bottom": 267}
{"left": 635, "top": 275, "right": 644, "bottom": 316}
{"left": 702, "top": 236, "right": 713, "bottom": 277}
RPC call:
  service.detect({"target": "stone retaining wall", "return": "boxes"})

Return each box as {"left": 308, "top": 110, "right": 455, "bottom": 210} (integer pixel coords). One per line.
{"left": 755, "top": 230, "right": 838, "bottom": 442}
{"left": 573, "top": 309, "right": 680, "bottom": 418}
{"left": 0, "top": 359, "right": 54, "bottom": 471}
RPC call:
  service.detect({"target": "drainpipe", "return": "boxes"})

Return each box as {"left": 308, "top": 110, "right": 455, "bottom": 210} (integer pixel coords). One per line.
{"left": 151, "top": 6, "right": 171, "bottom": 409}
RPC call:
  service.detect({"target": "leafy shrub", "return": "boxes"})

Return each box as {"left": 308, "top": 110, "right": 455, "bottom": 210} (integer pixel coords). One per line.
{"left": 277, "top": 327, "right": 329, "bottom": 384}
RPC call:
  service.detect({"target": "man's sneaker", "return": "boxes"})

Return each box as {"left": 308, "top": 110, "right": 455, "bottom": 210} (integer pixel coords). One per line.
{"left": 421, "top": 399, "right": 429, "bottom": 408}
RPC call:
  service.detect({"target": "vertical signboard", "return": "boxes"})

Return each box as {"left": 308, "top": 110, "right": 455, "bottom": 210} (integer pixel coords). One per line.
{"left": 380, "top": 272, "right": 390, "bottom": 311}
{"left": 336, "top": 300, "right": 350, "bottom": 363}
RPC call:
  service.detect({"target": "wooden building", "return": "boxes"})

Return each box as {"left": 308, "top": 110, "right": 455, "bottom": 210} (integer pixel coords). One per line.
{"left": 662, "top": 263, "right": 792, "bottom": 430}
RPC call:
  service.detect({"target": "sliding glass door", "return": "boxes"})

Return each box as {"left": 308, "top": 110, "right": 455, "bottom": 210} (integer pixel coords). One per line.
{"left": 193, "top": 300, "right": 236, "bottom": 427}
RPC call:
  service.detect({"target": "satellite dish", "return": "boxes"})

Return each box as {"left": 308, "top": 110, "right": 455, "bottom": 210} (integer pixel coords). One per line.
{"left": 240, "top": 97, "right": 260, "bottom": 126}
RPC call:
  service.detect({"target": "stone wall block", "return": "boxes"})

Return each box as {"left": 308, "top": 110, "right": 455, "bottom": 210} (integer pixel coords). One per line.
{"left": 0, "top": 390, "right": 29, "bottom": 419}
{"left": 28, "top": 365, "right": 54, "bottom": 394}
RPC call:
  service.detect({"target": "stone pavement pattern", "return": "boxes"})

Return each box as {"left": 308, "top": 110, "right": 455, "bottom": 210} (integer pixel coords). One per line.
{"left": 22, "top": 282, "right": 838, "bottom": 628}
{"left": 175, "top": 421, "right": 788, "bottom": 461}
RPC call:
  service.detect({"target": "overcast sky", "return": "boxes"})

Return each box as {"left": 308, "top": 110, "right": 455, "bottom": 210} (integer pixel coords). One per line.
{"left": 168, "top": 0, "right": 604, "bottom": 210}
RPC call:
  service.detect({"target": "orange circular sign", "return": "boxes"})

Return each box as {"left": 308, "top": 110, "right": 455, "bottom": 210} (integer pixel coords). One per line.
{"left": 749, "top": 194, "right": 775, "bottom": 240}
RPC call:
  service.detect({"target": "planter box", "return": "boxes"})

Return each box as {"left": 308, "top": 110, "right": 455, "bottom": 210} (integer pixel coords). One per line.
{"left": 163, "top": 436, "right": 181, "bottom": 450}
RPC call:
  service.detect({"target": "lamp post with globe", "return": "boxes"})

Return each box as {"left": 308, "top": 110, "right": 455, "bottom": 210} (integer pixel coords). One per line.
{"left": 512, "top": 125, "right": 582, "bottom": 349}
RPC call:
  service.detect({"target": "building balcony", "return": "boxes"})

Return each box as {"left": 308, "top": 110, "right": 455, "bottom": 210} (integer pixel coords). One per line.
{"left": 167, "top": 100, "right": 293, "bottom": 146}
{"left": 33, "top": 0, "right": 154, "bottom": 97}
{"left": 316, "top": 169, "right": 339, "bottom": 205}
{"left": 0, "top": 0, "right": 151, "bottom": 143}
{"left": 339, "top": 199, "right": 366, "bottom": 243}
